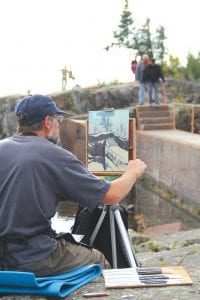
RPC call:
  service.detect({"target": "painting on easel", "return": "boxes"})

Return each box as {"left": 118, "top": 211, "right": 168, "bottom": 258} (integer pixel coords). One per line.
{"left": 87, "top": 109, "right": 129, "bottom": 173}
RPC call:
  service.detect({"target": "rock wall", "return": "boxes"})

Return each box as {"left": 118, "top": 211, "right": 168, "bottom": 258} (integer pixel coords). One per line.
{"left": 51, "top": 82, "right": 139, "bottom": 115}
{"left": 0, "top": 95, "right": 20, "bottom": 139}
{"left": 51, "top": 79, "right": 200, "bottom": 115}
{"left": 0, "top": 79, "right": 199, "bottom": 140}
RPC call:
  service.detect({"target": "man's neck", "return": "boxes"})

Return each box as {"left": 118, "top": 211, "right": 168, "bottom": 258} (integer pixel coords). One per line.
{"left": 21, "top": 131, "right": 38, "bottom": 136}
{"left": 21, "top": 130, "right": 47, "bottom": 138}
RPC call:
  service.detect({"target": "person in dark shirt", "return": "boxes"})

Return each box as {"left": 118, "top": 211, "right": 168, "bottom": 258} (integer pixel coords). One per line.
{"left": 143, "top": 58, "right": 166, "bottom": 105}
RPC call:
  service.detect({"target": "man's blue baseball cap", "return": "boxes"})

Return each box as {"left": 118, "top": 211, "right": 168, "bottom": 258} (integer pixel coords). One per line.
{"left": 15, "top": 94, "right": 66, "bottom": 125}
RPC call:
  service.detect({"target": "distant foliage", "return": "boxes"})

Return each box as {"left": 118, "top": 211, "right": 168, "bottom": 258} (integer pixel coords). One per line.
{"left": 97, "top": 79, "right": 122, "bottom": 88}
{"left": 162, "top": 53, "right": 200, "bottom": 81}
{"left": 153, "top": 26, "right": 166, "bottom": 62}
{"left": 175, "top": 105, "right": 192, "bottom": 132}
{"left": 162, "top": 55, "right": 182, "bottom": 79}
{"left": 113, "top": 6, "right": 134, "bottom": 49}
{"left": 184, "top": 52, "right": 200, "bottom": 81}
{"left": 134, "top": 18, "right": 153, "bottom": 59}
{"left": 172, "top": 95, "right": 186, "bottom": 104}
{"left": 105, "top": 2, "right": 199, "bottom": 83}
{"left": 105, "top": 2, "right": 167, "bottom": 61}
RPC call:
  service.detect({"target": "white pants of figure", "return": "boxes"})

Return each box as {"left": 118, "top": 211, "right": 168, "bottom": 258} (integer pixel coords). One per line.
{"left": 146, "top": 81, "right": 160, "bottom": 105}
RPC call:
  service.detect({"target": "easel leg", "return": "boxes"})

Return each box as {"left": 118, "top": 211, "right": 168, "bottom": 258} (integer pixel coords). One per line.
{"left": 89, "top": 204, "right": 140, "bottom": 269}
{"left": 109, "top": 207, "right": 118, "bottom": 268}
{"left": 90, "top": 206, "right": 107, "bottom": 245}
{"left": 113, "top": 207, "right": 139, "bottom": 268}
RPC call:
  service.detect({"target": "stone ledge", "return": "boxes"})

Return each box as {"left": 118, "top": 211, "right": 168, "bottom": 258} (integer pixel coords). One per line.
{"left": 1, "top": 229, "right": 200, "bottom": 300}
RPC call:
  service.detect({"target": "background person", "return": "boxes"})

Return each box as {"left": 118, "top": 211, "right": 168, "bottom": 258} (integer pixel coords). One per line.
{"left": 131, "top": 60, "right": 138, "bottom": 79}
{"left": 0, "top": 94, "right": 147, "bottom": 276}
{"left": 135, "top": 54, "right": 150, "bottom": 105}
{"left": 143, "top": 58, "right": 166, "bottom": 105}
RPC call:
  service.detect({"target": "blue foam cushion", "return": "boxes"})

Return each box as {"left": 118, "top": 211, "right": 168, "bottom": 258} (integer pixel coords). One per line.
{"left": 0, "top": 264, "right": 102, "bottom": 297}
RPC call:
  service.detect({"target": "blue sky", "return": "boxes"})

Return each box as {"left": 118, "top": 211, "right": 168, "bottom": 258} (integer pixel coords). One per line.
{"left": 0, "top": 0, "right": 199, "bottom": 96}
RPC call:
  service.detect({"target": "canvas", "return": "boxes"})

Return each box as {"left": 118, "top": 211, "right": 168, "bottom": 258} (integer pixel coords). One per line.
{"left": 87, "top": 109, "right": 129, "bottom": 173}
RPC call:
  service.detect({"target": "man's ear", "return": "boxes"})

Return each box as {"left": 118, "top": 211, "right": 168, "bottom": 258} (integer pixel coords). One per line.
{"left": 43, "top": 115, "right": 51, "bottom": 129}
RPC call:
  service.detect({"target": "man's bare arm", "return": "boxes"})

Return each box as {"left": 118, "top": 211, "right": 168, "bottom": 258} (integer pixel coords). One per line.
{"left": 102, "top": 159, "right": 147, "bottom": 205}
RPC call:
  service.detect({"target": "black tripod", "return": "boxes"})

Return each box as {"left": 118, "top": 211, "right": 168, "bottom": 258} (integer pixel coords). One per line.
{"left": 89, "top": 204, "right": 140, "bottom": 269}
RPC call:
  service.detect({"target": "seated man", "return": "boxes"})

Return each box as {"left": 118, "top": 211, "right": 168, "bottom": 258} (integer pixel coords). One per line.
{"left": 0, "top": 94, "right": 147, "bottom": 276}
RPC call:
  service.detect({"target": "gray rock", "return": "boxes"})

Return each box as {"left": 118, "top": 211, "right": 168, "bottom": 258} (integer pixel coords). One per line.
{"left": 1, "top": 229, "right": 200, "bottom": 300}
{"left": 1, "top": 80, "right": 200, "bottom": 140}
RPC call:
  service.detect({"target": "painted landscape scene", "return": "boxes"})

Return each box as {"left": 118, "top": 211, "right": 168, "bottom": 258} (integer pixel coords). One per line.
{"left": 88, "top": 109, "right": 129, "bottom": 173}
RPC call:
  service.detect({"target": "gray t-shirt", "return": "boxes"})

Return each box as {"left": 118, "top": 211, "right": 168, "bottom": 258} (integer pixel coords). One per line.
{"left": 0, "top": 135, "right": 110, "bottom": 264}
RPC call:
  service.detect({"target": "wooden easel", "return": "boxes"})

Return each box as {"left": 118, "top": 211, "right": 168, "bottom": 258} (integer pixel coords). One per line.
{"left": 85, "top": 113, "right": 139, "bottom": 268}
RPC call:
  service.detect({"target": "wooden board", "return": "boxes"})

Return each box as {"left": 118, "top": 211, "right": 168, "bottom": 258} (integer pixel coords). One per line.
{"left": 103, "top": 266, "right": 193, "bottom": 288}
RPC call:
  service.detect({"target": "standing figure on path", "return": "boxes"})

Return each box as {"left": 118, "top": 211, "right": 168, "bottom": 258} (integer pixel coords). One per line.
{"left": 61, "top": 66, "right": 67, "bottom": 91}
{"left": 135, "top": 54, "right": 150, "bottom": 105}
{"left": 61, "top": 66, "right": 75, "bottom": 91}
{"left": 143, "top": 58, "right": 166, "bottom": 105}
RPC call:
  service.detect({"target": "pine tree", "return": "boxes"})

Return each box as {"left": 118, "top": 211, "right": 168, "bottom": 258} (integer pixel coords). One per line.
{"left": 105, "top": 1, "right": 167, "bottom": 61}
{"left": 104, "top": 2, "right": 136, "bottom": 53}
{"left": 153, "top": 26, "right": 167, "bottom": 62}
{"left": 134, "top": 18, "right": 153, "bottom": 59}
{"left": 113, "top": 2, "right": 135, "bottom": 49}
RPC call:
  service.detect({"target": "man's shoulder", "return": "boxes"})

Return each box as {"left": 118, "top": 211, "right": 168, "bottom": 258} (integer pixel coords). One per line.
{"left": 0, "top": 137, "right": 9, "bottom": 143}
{"left": 137, "top": 62, "right": 144, "bottom": 68}
{"left": 0, "top": 136, "right": 13, "bottom": 145}
{"left": 154, "top": 64, "right": 161, "bottom": 70}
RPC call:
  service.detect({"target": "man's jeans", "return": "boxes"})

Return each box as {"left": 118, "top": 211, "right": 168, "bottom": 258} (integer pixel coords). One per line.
{"left": 138, "top": 83, "right": 145, "bottom": 105}
{"left": 146, "top": 81, "right": 160, "bottom": 104}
